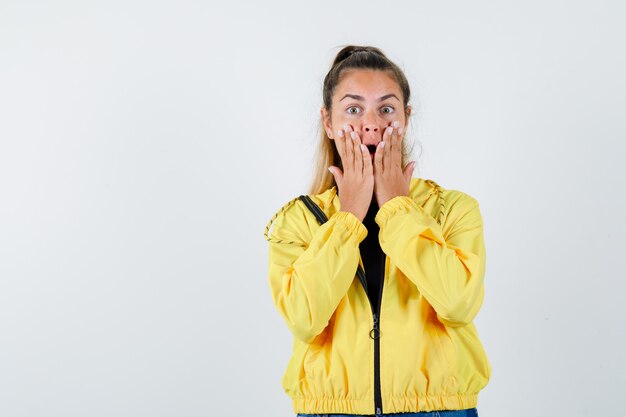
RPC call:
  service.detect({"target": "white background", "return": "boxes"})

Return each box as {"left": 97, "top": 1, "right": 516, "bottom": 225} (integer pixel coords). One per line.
{"left": 1, "top": 1, "right": 625, "bottom": 416}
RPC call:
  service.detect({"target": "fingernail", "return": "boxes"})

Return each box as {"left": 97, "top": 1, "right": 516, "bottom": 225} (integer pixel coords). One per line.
{"left": 386, "top": 127, "right": 393, "bottom": 135}
{"left": 338, "top": 129, "right": 344, "bottom": 137}
{"left": 380, "top": 141, "right": 386, "bottom": 148}
{"left": 350, "top": 131, "right": 356, "bottom": 139}
{"left": 393, "top": 121, "right": 399, "bottom": 128}
{"left": 398, "top": 127, "right": 404, "bottom": 135}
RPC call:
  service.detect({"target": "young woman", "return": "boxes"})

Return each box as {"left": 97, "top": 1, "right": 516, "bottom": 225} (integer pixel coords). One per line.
{"left": 264, "top": 45, "right": 491, "bottom": 417}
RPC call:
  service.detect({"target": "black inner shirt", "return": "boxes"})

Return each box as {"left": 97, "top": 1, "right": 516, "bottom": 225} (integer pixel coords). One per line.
{"left": 358, "top": 197, "right": 385, "bottom": 310}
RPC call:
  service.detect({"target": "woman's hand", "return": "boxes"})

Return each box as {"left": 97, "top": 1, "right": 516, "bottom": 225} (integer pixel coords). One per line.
{"left": 328, "top": 124, "right": 374, "bottom": 222}
{"left": 373, "top": 121, "right": 416, "bottom": 208}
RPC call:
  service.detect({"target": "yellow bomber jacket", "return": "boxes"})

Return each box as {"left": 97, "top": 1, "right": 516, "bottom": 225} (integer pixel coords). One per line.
{"left": 263, "top": 177, "right": 491, "bottom": 415}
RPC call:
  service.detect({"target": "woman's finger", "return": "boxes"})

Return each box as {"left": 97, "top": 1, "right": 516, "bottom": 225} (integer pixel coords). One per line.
{"left": 383, "top": 125, "right": 392, "bottom": 172}
{"left": 328, "top": 165, "right": 343, "bottom": 185}
{"left": 363, "top": 138, "right": 373, "bottom": 176}
{"left": 344, "top": 124, "right": 356, "bottom": 172}
{"left": 351, "top": 131, "right": 364, "bottom": 175}
{"left": 360, "top": 143, "right": 371, "bottom": 175}
{"left": 344, "top": 130, "right": 355, "bottom": 173}
{"left": 391, "top": 124, "right": 401, "bottom": 169}
{"left": 374, "top": 140, "right": 385, "bottom": 175}
{"left": 337, "top": 128, "right": 348, "bottom": 162}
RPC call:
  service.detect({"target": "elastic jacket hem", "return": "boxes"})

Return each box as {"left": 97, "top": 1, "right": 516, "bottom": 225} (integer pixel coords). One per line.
{"left": 292, "top": 392, "right": 478, "bottom": 415}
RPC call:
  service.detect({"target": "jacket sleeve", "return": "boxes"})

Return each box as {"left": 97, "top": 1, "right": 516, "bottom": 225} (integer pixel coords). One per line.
{"left": 374, "top": 193, "right": 486, "bottom": 328}
{"left": 265, "top": 200, "right": 368, "bottom": 343}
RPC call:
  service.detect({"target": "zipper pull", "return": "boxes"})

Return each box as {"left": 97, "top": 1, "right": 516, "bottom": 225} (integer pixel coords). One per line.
{"left": 376, "top": 406, "right": 382, "bottom": 415}
{"left": 370, "top": 313, "right": 380, "bottom": 339}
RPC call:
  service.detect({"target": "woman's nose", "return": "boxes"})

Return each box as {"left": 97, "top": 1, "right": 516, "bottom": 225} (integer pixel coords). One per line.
{"left": 362, "top": 111, "right": 383, "bottom": 135}
{"left": 363, "top": 124, "right": 379, "bottom": 133}
{"left": 362, "top": 123, "right": 383, "bottom": 141}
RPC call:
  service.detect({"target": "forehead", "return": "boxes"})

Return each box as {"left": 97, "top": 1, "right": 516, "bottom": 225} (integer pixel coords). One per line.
{"left": 334, "top": 69, "right": 401, "bottom": 98}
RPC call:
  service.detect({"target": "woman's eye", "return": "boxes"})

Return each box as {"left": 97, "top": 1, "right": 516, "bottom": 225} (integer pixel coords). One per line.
{"left": 346, "top": 106, "right": 394, "bottom": 115}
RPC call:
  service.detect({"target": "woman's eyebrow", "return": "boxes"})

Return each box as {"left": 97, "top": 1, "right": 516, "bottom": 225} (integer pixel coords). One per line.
{"left": 340, "top": 93, "right": 400, "bottom": 102}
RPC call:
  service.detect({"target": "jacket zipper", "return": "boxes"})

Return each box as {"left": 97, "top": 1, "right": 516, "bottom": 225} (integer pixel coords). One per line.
{"left": 359, "top": 252, "right": 386, "bottom": 416}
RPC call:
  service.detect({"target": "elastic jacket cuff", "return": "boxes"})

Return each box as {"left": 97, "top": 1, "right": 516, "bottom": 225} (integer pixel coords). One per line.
{"left": 375, "top": 196, "right": 417, "bottom": 227}
{"left": 331, "top": 211, "right": 368, "bottom": 244}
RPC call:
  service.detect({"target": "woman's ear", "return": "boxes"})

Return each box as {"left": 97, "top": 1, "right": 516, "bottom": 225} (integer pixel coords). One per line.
{"left": 320, "top": 107, "right": 333, "bottom": 139}
{"left": 405, "top": 105, "right": 412, "bottom": 129}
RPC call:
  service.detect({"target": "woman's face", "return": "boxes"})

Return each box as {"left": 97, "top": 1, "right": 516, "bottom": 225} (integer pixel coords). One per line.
{"left": 321, "top": 69, "right": 411, "bottom": 161}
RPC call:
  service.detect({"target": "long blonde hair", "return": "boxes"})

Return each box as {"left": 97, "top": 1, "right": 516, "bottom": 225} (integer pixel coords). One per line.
{"left": 308, "top": 45, "right": 418, "bottom": 196}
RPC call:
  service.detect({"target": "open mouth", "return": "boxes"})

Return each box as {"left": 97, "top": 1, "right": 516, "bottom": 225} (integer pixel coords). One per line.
{"left": 366, "top": 144, "right": 377, "bottom": 154}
